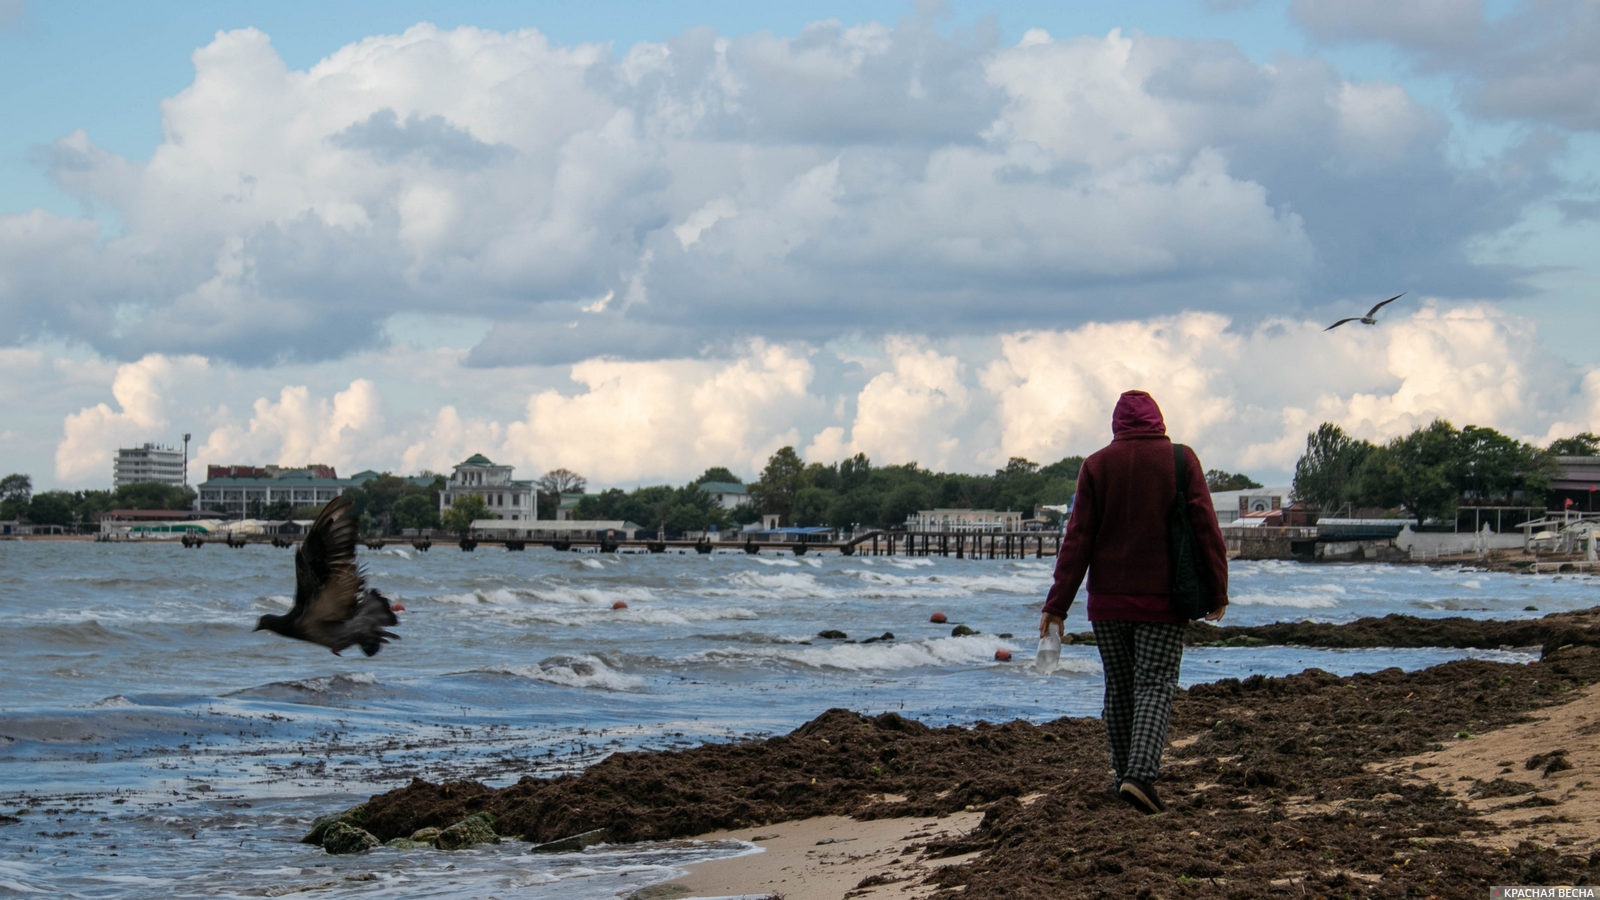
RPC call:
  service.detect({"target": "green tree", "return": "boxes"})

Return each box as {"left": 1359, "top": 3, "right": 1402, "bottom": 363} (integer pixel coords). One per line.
{"left": 1292, "top": 423, "right": 1374, "bottom": 511}
{"left": 535, "top": 468, "right": 587, "bottom": 520}
{"left": 442, "top": 494, "right": 490, "bottom": 534}
{"left": 1206, "top": 470, "right": 1263, "bottom": 491}
{"left": 1456, "top": 425, "right": 1552, "bottom": 504}
{"left": 750, "top": 446, "right": 808, "bottom": 523}
{"left": 692, "top": 467, "right": 741, "bottom": 486}
{"left": 27, "top": 491, "right": 75, "bottom": 527}
{"left": 0, "top": 473, "right": 31, "bottom": 520}
{"left": 838, "top": 453, "right": 872, "bottom": 492}
{"left": 393, "top": 494, "right": 440, "bottom": 532}
{"left": 1548, "top": 432, "right": 1600, "bottom": 457}
{"left": 262, "top": 499, "right": 295, "bottom": 521}
{"left": 348, "top": 474, "right": 408, "bottom": 532}
{"left": 880, "top": 482, "right": 932, "bottom": 528}
{"left": 113, "top": 482, "right": 196, "bottom": 510}
{"left": 1357, "top": 420, "right": 1461, "bottom": 525}
{"left": 790, "top": 486, "right": 838, "bottom": 526}
{"left": 72, "top": 489, "right": 115, "bottom": 526}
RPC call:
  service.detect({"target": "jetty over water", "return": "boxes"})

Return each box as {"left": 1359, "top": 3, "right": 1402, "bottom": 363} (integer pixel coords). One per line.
{"left": 172, "top": 528, "right": 1065, "bottom": 559}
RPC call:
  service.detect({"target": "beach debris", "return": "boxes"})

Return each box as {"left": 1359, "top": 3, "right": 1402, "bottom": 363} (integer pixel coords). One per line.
{"left": 1525, "top": 749, "right": 1572, "bottom": 777}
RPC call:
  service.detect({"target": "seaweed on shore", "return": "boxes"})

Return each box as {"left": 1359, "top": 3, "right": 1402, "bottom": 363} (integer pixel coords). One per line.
{"left": 348, "top": 608, "right": 1600, "bottom": 898}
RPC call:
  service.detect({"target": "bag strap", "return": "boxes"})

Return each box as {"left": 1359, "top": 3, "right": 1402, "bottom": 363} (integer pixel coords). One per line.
{"left": 1173, "top": 443, "right": 1188, "bottom": 508}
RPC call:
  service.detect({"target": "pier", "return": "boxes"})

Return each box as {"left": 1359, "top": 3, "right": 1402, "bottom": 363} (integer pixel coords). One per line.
{"left": 177, "top": 529, "right": 1064, "bottom": 559}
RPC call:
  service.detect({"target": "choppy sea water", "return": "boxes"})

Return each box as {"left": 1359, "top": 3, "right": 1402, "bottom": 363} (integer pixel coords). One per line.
{"left": 1, "top": 541, "right": 1593, "bottom": 898}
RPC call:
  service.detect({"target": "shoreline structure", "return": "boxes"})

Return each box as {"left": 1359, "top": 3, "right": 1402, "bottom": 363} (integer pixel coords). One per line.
{"left": 12, "top": 530, "right": 1593, "bottom": 576}
{"left": 303, "top": 607, "right": 1600, "bottom": 898}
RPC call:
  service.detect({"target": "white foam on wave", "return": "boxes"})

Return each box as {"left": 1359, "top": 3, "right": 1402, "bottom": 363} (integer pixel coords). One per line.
{"left": 277, "top": 671, "right": 381, "bottom": 694}
{"left": 1228, "top": 585, "right": 1345, "bottom": 609}
{"left": 431, "top": 587, "right": 526, "bottom": 606}
{"left": 705, "top": 570, "right": 829, "bottom": 601}
{"left": 683, "top": 635, "right": 1092, "bottom": 673}
{"left": 494, "top": 655, "right": 646, "bottom": 692}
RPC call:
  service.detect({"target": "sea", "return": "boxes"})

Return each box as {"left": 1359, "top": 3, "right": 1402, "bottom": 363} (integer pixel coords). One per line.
{"left": 1, "top": 540, "right": 1594, "bottom": 898}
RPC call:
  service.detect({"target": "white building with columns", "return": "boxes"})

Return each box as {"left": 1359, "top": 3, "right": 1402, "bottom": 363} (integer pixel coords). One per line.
{"left": 439, "top": 454, "right": 538, "bottom": 521}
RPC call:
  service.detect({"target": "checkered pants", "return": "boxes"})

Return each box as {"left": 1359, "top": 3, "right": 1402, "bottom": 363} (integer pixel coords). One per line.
{"left": 1092, "top": 619, "right": 1186, "bottom": 783}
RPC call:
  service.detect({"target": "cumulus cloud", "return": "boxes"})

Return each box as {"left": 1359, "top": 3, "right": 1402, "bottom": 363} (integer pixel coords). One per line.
{"left": 55, "top": 354, "right": 211, "bottom": 483}
{"left": 0, "top": 18, "right": 1553, "bottom": 367}
{"left": 44, "top": 306, "right": 1600, "bottom": 492}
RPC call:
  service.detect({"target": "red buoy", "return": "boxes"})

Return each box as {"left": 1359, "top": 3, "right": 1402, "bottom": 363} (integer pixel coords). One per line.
{"left": 994, "top": 649, "right": 1012, "bottom": 662}
{"left": 929, "top": 612, "right": 948, "bottom": 623}
{"left": 391, "top": 602, "right": 406, "bottom": 612}
{"left": 612, "top": 600, "right": 629, "bottom": 610}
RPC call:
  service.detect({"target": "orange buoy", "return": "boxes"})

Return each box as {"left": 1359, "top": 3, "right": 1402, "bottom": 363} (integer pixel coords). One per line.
{"left": 391, "top": 602, "right": 406, "bottom": 612}
{"left": 929, "top": 612, "right": 948, "bottom": 623}
{"left": 994, "top": 649, "right": 1012, "bottom": 662}
{"left": 612, "top": 600, "right": 628, "bottom": 610}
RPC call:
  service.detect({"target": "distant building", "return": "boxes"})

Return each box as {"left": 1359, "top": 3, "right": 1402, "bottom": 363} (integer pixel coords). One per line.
{"left": 697, "top": 481, "right": 750, "bottom": 511}
{"left": 439, "top": 454, "right": 537, "bottom": 521}
{"left": 1551, "top": 456, "right": 1600, "bottom": 513}
{"left": 1209, "top": 487, "right": 1293, "bottom": 525}
{"left": 904, "top": 509, "right": 1023, "bottom": 532}
{"left": 114, "top": 443, "right": 185, "bottom": 489}
{"left": 194, "top": 465, "right": 352, "bottom": 517}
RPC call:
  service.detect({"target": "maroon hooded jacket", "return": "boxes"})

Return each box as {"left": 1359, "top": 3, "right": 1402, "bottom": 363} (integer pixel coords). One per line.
{"left": 1042, "top": 390, "right": 1230, "bottom": 623}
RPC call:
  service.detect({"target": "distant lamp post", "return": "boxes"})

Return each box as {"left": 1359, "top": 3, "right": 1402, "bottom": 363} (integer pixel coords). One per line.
{"left": 182, "top": 433, "right": 191, "bottom": 491}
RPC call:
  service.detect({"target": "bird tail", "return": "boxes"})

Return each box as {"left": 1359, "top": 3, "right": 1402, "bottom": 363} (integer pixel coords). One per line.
{"left": 351, "top": 590, "right": 402, "bottom": 656}
{"left": 357, "top": 628, "right": 400, "bottom": 657}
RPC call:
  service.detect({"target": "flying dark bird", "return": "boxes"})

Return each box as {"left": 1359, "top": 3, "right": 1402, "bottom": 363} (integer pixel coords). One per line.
{"left": 254, "top": 495, "right": 400, "bottom": 656}
{"left": 1325, "top": 293, "right": 1405, "bottom": 331}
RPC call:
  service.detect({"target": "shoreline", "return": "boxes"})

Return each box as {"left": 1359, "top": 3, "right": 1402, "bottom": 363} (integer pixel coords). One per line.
{"left": 316, "top": 607, "right": 1600, "bottom": 897}
{"left": 8, "top": 532, "right": 1594, "bottom": 575}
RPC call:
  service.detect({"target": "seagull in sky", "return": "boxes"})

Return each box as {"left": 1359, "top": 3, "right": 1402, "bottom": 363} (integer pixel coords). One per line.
{"left": 254, "top": 495, "right": 400, "bottom": 656}
{"left": 1325, "top": 293, "right": 1405, "bottom": 331}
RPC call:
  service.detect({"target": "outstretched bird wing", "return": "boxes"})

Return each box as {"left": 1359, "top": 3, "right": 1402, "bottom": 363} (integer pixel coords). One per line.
{"left": 1365, "top": 292, "right": 1405, "bottom": 318}
{"left": 1323, "top": 317, "right": 1360, "bottom": 331}
{"left": 292, "top": 495, "right": 366, "bottom": 634}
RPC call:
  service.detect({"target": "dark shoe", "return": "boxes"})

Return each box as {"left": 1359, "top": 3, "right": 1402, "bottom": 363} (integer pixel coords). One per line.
{"left": 1106, "top": 778, "right": 1122, "bottom": 802}
{"left": 1118, "top": 777, "right": 1165, "bottom": 814}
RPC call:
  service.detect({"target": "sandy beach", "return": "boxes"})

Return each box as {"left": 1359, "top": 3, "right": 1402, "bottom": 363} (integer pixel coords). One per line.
{"left": 312, "top": 607, "right": 1600, "bottom": 897}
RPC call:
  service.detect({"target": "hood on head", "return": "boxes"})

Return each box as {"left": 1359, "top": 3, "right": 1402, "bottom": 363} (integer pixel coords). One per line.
{"left": 1112, "top": 390, "right": 1166, "bottom": 437}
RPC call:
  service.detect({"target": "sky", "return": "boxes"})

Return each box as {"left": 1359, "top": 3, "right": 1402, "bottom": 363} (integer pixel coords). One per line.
{"left": 3, "top": 0, "right": 1600, "bottom": 494}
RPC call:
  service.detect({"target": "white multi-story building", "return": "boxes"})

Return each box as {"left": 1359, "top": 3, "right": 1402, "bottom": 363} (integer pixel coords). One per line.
{"left": 697, "top": 481, "right": 750, "bottom": 510}
{"left": 439, "top": 454, "right": 538, "bottom": 521}
{"left": 114, "top": 443, "right": 186, "bottom": 488}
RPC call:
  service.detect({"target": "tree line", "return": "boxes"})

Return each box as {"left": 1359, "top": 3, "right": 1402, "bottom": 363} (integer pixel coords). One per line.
{"left": 0, "top": 475, "right": 196, "bottom": 529}
{"left": 1291, "top": 422, "right": 1599, "bottom": 525}
{"left": 3, "top": 447, "right": 1271, "bottom": 537}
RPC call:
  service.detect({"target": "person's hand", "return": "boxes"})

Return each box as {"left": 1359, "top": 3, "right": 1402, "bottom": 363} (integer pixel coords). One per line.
{"left": 1204, "top": 605, "right": 1226, "bottom": 622}
{"left": 1039, "top": 612, "right": 1065, "bottom": 637}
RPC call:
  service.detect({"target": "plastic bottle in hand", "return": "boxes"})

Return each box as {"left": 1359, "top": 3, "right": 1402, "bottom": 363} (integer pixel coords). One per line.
{"left": 1035, "top": 633, "right": 1061, "bottom": 674}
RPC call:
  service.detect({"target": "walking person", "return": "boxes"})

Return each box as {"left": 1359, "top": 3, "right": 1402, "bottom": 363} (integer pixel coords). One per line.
{"left": 1039, "top": 390, "right": 1229, "bottom": 814}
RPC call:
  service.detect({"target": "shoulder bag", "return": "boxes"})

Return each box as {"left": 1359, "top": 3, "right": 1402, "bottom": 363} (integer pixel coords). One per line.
{"left": 1168, "top": 443, "right": 1213, "bottom": 620}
